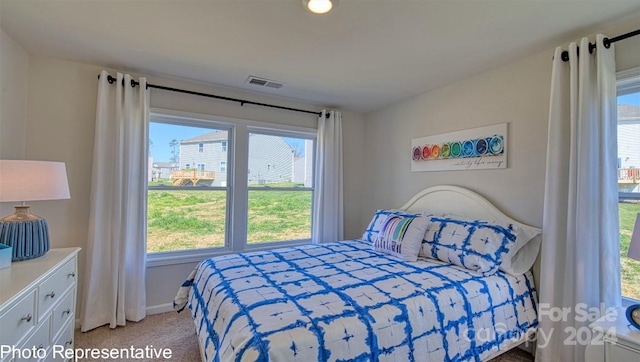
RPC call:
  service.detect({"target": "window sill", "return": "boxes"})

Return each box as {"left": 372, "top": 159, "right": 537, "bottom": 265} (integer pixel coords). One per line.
{"left": 146, "top": 239, "right": 312, "bottom": 267}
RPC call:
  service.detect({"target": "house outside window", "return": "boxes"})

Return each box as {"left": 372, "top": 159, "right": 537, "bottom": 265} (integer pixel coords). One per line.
{"left": 617, "top": 68, "right": 640, "bottom": 303}
{"left": 146, "top": 111, "right": 316, "bottom": 265}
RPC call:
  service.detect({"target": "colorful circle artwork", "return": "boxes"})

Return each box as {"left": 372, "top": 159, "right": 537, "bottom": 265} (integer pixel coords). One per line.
{"left": 413, "top": 146, "right": 421, "bottom": 161}
{"left": 440, "top": 143, "right": 450, "bottom": 158}
{"left": 475, "top": 138, "right": 488, "bottom": 155}
{"left": 462, "top": 140, "right": 474, "bottom": 157}
{"left": 422, "top": 145, "right": 431, "bottom": 159}
{"left": 489, "top": 135, "right": 504, "bottom": 155}
{"left": 431, "top": 145, "right": 440, "bottom": 158}
{"left": 450, "top": 142, "right": 462, "bottom": 158}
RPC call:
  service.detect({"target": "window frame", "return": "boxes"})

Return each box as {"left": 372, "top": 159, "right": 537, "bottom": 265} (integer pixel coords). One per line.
{"left": 617, "top": 67, "right": 640, "bottom": 306}
{"left": 146, "top": 108, "right": 317, "bottom": 267}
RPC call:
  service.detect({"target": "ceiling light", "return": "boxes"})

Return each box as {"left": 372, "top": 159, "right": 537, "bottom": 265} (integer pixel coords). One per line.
{"left": 304, "top": 0, "right": 334, "bottom": 14}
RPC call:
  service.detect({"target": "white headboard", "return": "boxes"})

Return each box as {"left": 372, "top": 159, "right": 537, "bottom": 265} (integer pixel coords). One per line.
{"left": 399, "top": 185, "right": 542, "bottom": 288}
{"left": 399, "top": 185, "right": 541, "bottom": 237}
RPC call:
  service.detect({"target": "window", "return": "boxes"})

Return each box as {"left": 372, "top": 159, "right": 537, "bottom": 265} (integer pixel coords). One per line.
{"left": 617, "top": 68, "right": 640, "bottom": 302}
{"left": 247, "top": 131, "right": 314, "bottom": 244}
{"left": 147, "top": 111, "right": 316, "bottom": 264}
{"left": 148, "top": 117, "right": 229, "bottom": 255}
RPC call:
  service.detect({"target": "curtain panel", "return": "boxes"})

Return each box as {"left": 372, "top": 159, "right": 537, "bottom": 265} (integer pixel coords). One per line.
{"left": 312, "top": 110, "right": 344, "bottom": 243}
{"left": 80, "top": 71, "right": 149, "bottom": 331}
{"left": 536, "top": 35, "right": 620, "bottom": 362}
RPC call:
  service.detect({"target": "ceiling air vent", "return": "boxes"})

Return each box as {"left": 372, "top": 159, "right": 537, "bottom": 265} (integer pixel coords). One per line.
{"left": 246, "top": 76, "right": 285, "bottom": 90}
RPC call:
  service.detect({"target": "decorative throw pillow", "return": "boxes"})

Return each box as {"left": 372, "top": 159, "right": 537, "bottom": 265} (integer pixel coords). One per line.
{"left": 362, "top": 209, "right": 420, "bottom": 242}
{"left": 372, "top": 215, "right": 431, "bottom": 262}
{"left": 420, "top": 215, "right": 519, "bottom": 276}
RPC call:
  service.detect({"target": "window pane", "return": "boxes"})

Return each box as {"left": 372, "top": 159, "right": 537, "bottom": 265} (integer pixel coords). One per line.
{"left": 247, "top": 190, "right": 312, "bottom": 244}
{"left": 247, "top": 133, "right": 314, "bottom": 244}
{"left": 149, "top": 122, "right": 228, "bottom": 187}
{"left": 147, "top": 189, "right": 227, "bottom": 252}
{"left": 618, "top": 89, "right": 640, "bottom": 301}
{"left": 148, "top": 121, "right": 229, "bottom": 253}
{"left": 247, "top": 133, "right": 314, "bottom": 187}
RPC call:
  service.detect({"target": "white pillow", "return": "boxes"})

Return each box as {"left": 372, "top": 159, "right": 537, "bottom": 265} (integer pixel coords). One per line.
{"left": 498, "top": 225, "right": 541, "bottom": 275}
{"left": 373, "top": 215, "right": 431, "bottom": 262}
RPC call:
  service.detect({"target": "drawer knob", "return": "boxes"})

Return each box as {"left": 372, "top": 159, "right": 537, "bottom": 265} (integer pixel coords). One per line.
{"left": 38, "top": 344, "right": 44, "bottom": 350}
{"left": 63, "top": 308, "right": 71, "bottom": 315}
{"left": 65, "top": 340, "right": 73, "bottom": 347}
{"left": 21, "top": 314, "right": 32, "bottom": 322}
{"left": 46, "top": 291, "right": 56, "bottom": 299}
{"left": 68, "top": 272, "right": 76, "bottom": 278}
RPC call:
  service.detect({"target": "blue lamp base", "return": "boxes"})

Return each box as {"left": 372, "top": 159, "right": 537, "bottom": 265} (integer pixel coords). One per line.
{"left": 627, "top": 304, "right": 640, "bottom": 330}
{"left": 0, "top": 218, "right": 50, "bottom": 261}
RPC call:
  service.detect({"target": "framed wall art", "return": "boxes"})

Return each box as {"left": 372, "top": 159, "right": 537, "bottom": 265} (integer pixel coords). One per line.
{"left": 411, "top": 123, "right": 507, "bottom": 172}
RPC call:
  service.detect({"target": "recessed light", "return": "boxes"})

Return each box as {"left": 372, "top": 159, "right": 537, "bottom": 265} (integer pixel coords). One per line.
{"left": 303, "top": 0, "right": 336, "bottom": 14}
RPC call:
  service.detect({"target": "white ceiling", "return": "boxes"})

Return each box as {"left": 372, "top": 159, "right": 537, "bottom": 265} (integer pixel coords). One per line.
{"left": 1, "top": 0, "right": 640, "bottom": 113}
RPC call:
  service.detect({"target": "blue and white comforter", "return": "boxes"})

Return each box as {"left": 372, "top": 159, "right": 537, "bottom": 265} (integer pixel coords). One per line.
{"left": 185, "top": 240, "right": 537, "bottom": 361}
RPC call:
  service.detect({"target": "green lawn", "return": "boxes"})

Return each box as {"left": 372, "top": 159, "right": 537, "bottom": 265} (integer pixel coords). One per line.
{"left": 147, "top": 191, "right": 640, "bottom": 301}
{"left": 620, "top": 202, "right": 640, "bottom": 301}
{"left": 146, "top": 189, "right": 311, "bottom": 253}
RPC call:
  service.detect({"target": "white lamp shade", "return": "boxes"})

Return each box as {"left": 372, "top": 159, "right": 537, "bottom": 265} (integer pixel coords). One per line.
{"left": 628, "top": 213, "right": 640, "bottom": 261}
{"left": 0, "top": 160, "right": 70, "bottom": 202}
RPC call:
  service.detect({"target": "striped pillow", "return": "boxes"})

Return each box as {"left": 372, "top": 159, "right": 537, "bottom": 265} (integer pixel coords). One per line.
{"left": 362, "top": 209, "right": 420, "bottom": 242}
{"left": 373, "top": 215, "right": 431, "bottom": 261}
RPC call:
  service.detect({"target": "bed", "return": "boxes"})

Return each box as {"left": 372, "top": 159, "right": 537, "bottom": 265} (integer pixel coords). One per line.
{"left": 175, "top": 185, "right": 542, "bottom": 361}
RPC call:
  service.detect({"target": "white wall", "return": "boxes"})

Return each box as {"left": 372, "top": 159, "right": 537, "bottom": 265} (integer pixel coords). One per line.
{"left": 2, "top": 51, "right": 365, "bottom": 314}
{"left": 361, "top": 14, "right": 640, "bottom": 232}
{"left": 0, "top": 29, "right": 29, "bottom": 217}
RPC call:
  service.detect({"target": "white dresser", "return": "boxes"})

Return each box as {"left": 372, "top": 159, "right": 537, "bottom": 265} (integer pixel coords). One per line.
{"left": 0, "top": 248, "right": 80, "bottom": 362}
{"left": 585, "top": 307, "right": 640, "bottom": 362}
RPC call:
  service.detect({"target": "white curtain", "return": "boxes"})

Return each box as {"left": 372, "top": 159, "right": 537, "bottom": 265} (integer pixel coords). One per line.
{"left": 536, "top": 35, "right": 619, "bottom": 362}
{"left": 80, "top": 71, "right": 149, "bottom": 331}
{"left": 312, "top": 110, "right": 344, "bottom": 243}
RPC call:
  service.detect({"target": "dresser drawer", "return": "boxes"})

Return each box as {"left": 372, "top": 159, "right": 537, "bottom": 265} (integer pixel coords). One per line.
{"left": 15, "top": 317, "right": 50, "bottom": 362}
{"left": 50, "top": 288, "right": 75, "bottom": 341}
{"left": 605, "top": 340, "right": 640, "bottom": 361}
{"left": 38, "top": 258, "right": 76, "bottom": 321}
{"left": 0, "top": 289, "right": 37, "bottom": 347}
{"left": 48, "top": 319, "right": 74, "bottom": 362}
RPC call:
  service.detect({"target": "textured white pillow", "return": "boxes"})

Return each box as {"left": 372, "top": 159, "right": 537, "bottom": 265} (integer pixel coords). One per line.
{"left": 498, "top": 225, "right": 541, "bottom": 275}
{"left": 372, "top": 215, "right": 431, "bottom": 262}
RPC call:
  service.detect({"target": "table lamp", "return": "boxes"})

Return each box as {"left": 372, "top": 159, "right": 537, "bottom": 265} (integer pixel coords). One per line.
{"left": 626, "top": 212, "right": 640, "bottom": 329}
{"left": 0, "top": 160, "right": 70, "bottom": 261}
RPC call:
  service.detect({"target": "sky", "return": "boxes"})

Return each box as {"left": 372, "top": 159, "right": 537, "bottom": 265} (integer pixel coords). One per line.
{"left": 619, "top": 93, "right": 640, "bottom": 106}
{"left": 149, "top": 122, "right": 305, "bottom": 162}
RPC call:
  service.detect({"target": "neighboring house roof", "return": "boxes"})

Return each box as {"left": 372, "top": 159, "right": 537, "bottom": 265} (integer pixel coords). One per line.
{"left": 153, "top": 162, "right": 179, "bottom": 168}
{"left": 619, "top": 104, "right": 640, "bottom": 122}
{"left": 181, "top": 131, "right": 228, "bottom": 144}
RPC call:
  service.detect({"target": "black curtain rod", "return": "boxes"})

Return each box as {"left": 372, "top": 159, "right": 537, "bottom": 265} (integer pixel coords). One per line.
{"left": 98, "top": 74, "right": 326, "bottom": 117}
{"left": 561, "top": 28, "right": 640, "bottom": 62}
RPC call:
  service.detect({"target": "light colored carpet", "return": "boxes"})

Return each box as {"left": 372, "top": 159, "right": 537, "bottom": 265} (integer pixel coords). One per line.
{"left": 76, "top": 311, "right": 533, "bottom": 361}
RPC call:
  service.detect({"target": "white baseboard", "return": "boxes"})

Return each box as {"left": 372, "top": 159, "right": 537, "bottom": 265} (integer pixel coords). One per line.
{"left": 73, "top": 303, "right": 176, "bottom": 330}
{"left": 146, "top": 302, "right": 174, "bottom": 315}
